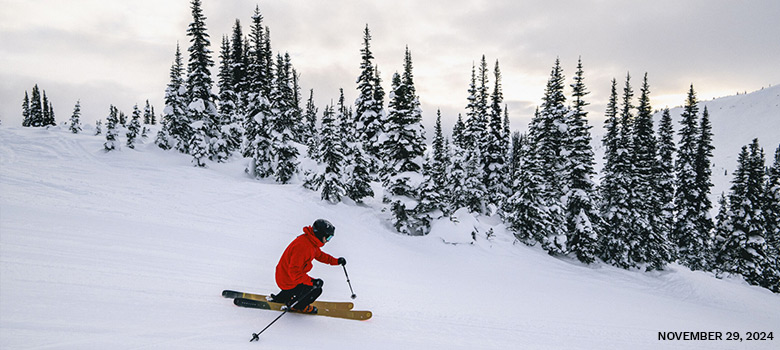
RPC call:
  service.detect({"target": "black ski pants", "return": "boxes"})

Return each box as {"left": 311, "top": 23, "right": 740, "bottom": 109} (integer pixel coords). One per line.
{"left": 274, "top": 283, "right": 322, "bottom": 309}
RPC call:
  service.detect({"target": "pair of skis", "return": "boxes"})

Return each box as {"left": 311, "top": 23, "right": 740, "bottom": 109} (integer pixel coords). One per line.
{"left": 224, "top": 289, "right": 372, "bottom": 342}
{"left": 222, "top": 289, "right": 372, "bottom": 321}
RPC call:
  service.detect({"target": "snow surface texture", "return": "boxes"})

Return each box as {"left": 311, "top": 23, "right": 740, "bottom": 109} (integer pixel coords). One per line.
{"left": 1, "top": 87, "right": 780, "bottom": 349}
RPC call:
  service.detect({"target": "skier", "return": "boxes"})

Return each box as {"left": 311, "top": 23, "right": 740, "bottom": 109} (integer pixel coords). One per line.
{"left": 270, "top": 219, "right": 347, "bottom": 314}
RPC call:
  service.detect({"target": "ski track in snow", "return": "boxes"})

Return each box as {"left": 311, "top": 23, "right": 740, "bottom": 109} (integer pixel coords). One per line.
{"left": 2, "top": 86, "right": 780, "bottom": 350}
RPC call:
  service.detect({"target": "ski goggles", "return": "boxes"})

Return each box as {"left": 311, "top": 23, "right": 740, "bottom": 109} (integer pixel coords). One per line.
{"left": 325, "top": 234, "right": 334, "bottom": 242}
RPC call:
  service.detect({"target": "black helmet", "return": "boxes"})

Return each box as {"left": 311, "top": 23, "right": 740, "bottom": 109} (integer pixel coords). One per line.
{"left": 312, "top": 219, "right": 335, "bottom": 242}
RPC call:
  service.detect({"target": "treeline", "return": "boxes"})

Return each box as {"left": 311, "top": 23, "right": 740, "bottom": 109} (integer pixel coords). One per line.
{"left": 102, "top": 102, "right": 158, "bottom": 150}
{"left": 40, "top": 0, "right": 778, "bottom": 293}
{"left": 20, "top": 84, "right": 158, "bottom": 138}
{"left": 21, "top": 84, "right": 56, "bottom": 127}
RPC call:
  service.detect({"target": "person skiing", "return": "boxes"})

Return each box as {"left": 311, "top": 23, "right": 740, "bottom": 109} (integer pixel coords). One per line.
{"left": 270, "top": 219, "right": 346, "bottom": 314}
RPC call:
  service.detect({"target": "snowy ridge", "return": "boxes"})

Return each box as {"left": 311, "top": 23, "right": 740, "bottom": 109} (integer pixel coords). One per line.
{"left": 1, "top": 122, "right": 779, "bottom": 349}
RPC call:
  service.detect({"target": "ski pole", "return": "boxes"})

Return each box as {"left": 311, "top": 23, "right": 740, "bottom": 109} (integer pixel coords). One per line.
{"left": 342, "top": 265, "right": 357, "bottom": 299}
{"left": 249, "top": 287, "right": 318, "bottom": 342}
{"left": 250, "top": 307, "right": 288, "bottom": 342}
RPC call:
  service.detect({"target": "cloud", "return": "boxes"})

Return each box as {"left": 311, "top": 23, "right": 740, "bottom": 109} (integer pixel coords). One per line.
{"left": 1, "top": 0, "right": 778, "bottom": 135}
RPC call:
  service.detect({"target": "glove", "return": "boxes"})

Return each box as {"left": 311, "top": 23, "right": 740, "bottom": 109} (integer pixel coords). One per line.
{"left": 338, "top": 257, "right": 347, "bottom": 266}
{"left": 311, "top": 278, "right": 324, "bottom": 288}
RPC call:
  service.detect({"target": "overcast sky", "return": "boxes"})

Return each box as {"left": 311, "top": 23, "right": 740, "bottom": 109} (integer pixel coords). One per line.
{"left": 1, "top": 0, "right": 778, "bottom": 135}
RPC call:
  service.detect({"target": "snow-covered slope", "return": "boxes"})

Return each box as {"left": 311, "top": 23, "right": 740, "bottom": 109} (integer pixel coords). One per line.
{"left": 678, "top": 85, "right": 780, "bottom": 200}
{"left": 1, "top": 125, "right": 778, "bottom": 349}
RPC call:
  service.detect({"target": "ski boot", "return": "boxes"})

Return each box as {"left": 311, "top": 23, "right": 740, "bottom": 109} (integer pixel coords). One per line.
{"left": 290, "top": 304, "right": 318, "bottom": 314}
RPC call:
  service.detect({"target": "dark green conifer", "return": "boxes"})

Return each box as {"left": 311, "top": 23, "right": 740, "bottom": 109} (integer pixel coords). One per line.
{"left": 673, "top": 85, "right": 712, "bottom": 270}
{"left": 69, "top": 100, "right": 83, "bottom": 134}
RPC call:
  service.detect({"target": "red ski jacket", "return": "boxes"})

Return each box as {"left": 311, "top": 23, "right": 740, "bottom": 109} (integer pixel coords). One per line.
{"left": 275, "top": 226, "right": 339, "bottom": 290}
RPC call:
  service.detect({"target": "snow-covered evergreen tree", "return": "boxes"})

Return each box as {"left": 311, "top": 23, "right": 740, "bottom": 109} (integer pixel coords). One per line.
{"left": 229, "top": 19, "right": 248, "bottom": 108}
{"left": 185, "top": 0, "right": 219, "bottom": 165}
{"left": 30, "top": 85, "right": 43, "bottom": 127}
{"left": 48, "top": 102, "right": 56, "bottom": 127}
{"left": 94, "top": 119, "right": 103, "bottom": 136}
{"left": 355, "top": 25, "right": 385, "bottom": 174}
{"left": 630, "top": 74, "right": 673, "bottom": 270}
{"left": 714, "top": 139, "right": 778, "bottom": 291}
{"left": 344, "top": 142, "right": 374, "bottom": 203}
{"left": 213, "top": 35, "right": 237, "bottom": 162}
{"left": 712, "top": 193, "right": 732, "bottom": 267}
{"left": 490, "top": 61, "right": 505, "bottom": 126}
{"left": 372, "top": 65, "right": 386, "bottom": 138}
{"left": 243, "top": 6, "right": 275, "bottom": 178}
{"left": 599, "top": 76, "right": 636, "bottom": 268}
{"left": 163, "top": 44, "right": 189, "bottom": 153}
{"left": 341, "top": 90, "right": 373, "bottom": 204}
{"left": 155, "top": 117, "right": 172, "bottom": 150}
{"left": 69, "top": 100, "right": 83, "bottom": 134}
{"left": 506, "top": 101, "right": 565, "bottom": 254}
{"left": 694, "top": 105, "right": 716, "bottom": 264}
{"left": 380, "top": 48, "right": 427, "bottom": 235}
{"left": 270, "top": 53, "right": 300, "bottom": 184}
{"left": 243, "top": 101, "right": 274, "bottom": 177}
{"left": 462, "top": 147, "right": 488, "bottom": 214}
{"left": 251, "top": 9, "right": 274, "bottom": 100}
{"left": 656, "top": 108, "right": 676, "bottom": 246}
{"left": 305, "top": 103, "right": 345, "bottom": 203}
{"left": 143, "top": 100, "right": 153, "bottom": 125}
{"left": 462, "top": 57, "right": 490, "bottom": 161}
{"left": 22, "top": 91, "right": 31, "bottom": 127}
{"left": 673, "top": 85, "right": 712, "bottom": 271}
{"left": 415, "top": 172, "right": 443, "bottom": 231}
{"left": 141, "top": 124, "right": 150, "bottom": 140}
{"left": 290, "top": 68, "right": 305, "bottom": 143}
{"left": 448, "top": 113, "right": 469, "bottom": 214}
{"left": 483, "top": 59, "right": 507, "bottom": 213}
{"left": 104, "top": 105, "right": 120, "bottom": 152}
{"left": 452, "top": 113, "right": 467, "bottom": 150}
{"left": 508, "top": 131, "right": 525, "bottom": 193}
{"left": 189, "top": 122, "right": 209, "bottom": 167}
{"left": 537, "top": 59, "right": 569, "bottom": 200}
{"left": 447, "top": 139, "right": 469, "bottom": 212}
{"left": 600, "top": 79, "right": 619, "bottom": 185}
{"left": 766, "top": 145, "right": 780, "bottom": 271}
{"left": 421, "top": 109, "right": 450, "bottom": 216}
{"left": 186, "top": 0, "right": 214, "bottom": 105}
{"left": 475, "top": 56, "right": 490, "bottom": 154}
{"left": 527, "top": 58, "right": 569, "bottom": 255}
{"left": 417, "top": 122, "right": 449, "bottom": 231}
{"left": 562, "top": 58, "right": 601, "bottom": 264}
{"left": 502, "top": 106, "right": 512, "bottom": 194}
{"left": 462, "top": 64, "right": 479, "bottom": 150}
{"left": 304, "top": 89, "right": 319, "bottom": 158}
{"left": 126, "top": 105, "right": 142, "bottom": 149}
{"left": 504, "top": 134, "right": 555, "bottom": 246}
{"left": 41, "top": 91, "right": 51, "bottom": 127}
